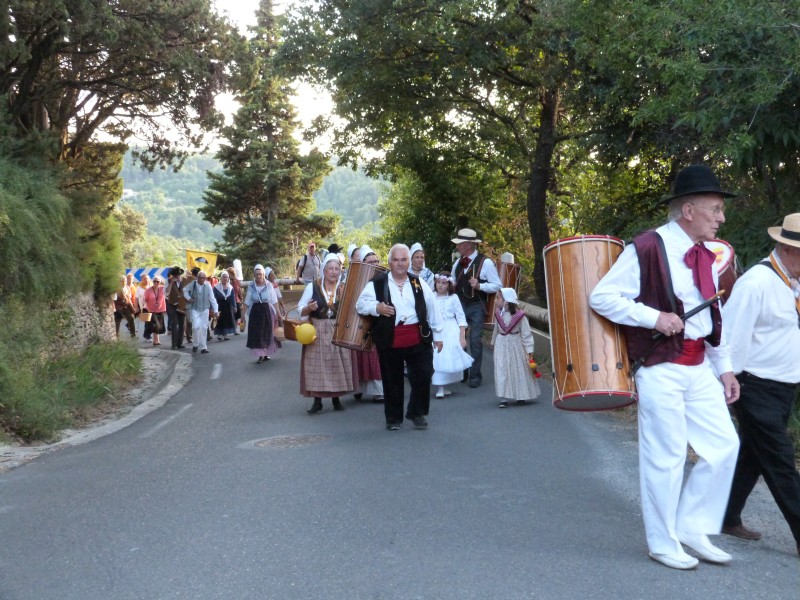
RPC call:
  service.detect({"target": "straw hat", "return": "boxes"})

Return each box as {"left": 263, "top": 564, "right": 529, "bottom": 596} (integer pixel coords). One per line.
{"left": 451, "top": 228, "right": 482, "bottom": 244}
{"left": 768, "top": 213, "right": 800, "bottom": 249}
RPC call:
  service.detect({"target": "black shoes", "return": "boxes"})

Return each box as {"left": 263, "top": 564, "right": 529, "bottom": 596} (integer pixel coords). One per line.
{"left": 332, "top": 397, "right": 345, "bottom": 411}
{"left": 200, "top": 349, "right": 209, "bottom": 354}
{"left": 386, "top": 422, "right": 400, "bottom": 431}
{"left": 307, "top": 398, "right": 323, "bottom": 415}
{"left": 409, "top": 416, "right": 427, "bottom": 429}
{"left": 721, "top": 523, "right": 762, "bottom": 541}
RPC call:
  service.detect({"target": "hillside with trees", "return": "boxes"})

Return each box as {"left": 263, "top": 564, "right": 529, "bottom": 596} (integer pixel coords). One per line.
{"left": 119, "top": 151, "right": 385, "bottom": 267}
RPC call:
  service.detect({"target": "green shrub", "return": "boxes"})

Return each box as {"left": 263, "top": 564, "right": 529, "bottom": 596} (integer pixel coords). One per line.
{"left": 0, "top": 297, "right": 141, "bottom": 442}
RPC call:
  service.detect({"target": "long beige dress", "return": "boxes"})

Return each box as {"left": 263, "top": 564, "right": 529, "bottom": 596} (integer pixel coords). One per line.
{"left": 491, "top": 310, "right": 541, "bottom": 401}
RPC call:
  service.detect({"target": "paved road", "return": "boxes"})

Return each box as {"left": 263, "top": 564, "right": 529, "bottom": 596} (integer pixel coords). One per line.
{"left": 0, "top": 335, "right": 797, "bottom": 599}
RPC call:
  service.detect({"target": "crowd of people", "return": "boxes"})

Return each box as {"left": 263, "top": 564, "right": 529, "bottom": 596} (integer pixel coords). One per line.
{"left": 112, "top": 166, "right": 800, "bottom": 566}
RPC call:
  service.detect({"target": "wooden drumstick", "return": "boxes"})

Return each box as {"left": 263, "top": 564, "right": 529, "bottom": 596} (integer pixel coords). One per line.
{"left": 633, "top": 290, "right": 726, "bottom": 374}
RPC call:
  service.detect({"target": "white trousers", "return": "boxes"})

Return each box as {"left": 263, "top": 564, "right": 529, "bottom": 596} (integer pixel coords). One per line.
{"left": 635, "top": 360, "right": 739, "bottom": 555}
{"left": 190, "top": 309, "right": 210, "bottom": 351}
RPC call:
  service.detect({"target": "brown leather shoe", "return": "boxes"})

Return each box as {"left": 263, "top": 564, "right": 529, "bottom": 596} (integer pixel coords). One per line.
{"left": 721, "top": 523, "right": 762, "bottom": 541}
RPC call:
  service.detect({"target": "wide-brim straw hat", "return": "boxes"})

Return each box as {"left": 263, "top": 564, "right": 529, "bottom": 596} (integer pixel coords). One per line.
{"left": 451, "top": 228, "right": 482, "bottom": 244}
{"left": 768, "top": 213, "right": 800, "bottom": 248}
{"left": 661, "top": 164, "right": 737, "bottom": 204}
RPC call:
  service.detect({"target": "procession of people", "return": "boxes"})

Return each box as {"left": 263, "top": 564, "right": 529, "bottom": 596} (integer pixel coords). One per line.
{"left": 116, "top": 171, "right": 800, "bottom": 565}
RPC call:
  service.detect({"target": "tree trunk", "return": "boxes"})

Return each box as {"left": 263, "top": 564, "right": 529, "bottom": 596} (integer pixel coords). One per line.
{"left": 526, "top": 86, "right": 559, "bottom": 306}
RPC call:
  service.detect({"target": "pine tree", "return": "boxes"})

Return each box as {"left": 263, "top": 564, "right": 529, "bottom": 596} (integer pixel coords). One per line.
{"left": 200, "top": 0, "right": 334, "bottom": 268}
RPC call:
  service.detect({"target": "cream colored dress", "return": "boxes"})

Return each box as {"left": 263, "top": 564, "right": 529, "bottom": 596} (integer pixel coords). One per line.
{"left": 491, "top": 310, "right": 541, "bottom": 401}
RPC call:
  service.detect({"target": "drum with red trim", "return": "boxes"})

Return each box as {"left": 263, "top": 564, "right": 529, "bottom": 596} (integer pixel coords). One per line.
{"left": 543, "top": 235, "right": 637, "bottom": 411}
{"left": 483, "top": 260, "right": 522, "bottom": 330}
{"left": 705, "top": 238, "right": 740, "bottom": 304}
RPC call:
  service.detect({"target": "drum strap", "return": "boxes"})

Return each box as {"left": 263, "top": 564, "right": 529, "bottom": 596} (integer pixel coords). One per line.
{"left": 762, "top": 256, "right": 800, "bottom": 326}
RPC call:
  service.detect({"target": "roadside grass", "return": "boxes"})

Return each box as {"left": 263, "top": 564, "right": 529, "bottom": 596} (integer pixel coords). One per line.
{"left": 0, "top": 342, "right": 141, "bottom": 444}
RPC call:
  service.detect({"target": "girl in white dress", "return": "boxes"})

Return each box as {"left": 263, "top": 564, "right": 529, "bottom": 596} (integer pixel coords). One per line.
{"left": 430, "top": 273, "right": 474, "bottom": 398}
{"left": 491, "top": 287, "right": 540, "bottom": 407}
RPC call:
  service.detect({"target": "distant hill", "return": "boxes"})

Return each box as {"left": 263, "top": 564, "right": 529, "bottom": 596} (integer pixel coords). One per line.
{"left": 118, "top": 152, "right": 384, "bottom": 246}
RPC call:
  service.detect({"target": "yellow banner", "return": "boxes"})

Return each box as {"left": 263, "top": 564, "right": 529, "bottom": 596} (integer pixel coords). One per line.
{"left": 186, "top": 249, "right": 218, "bottom": 275}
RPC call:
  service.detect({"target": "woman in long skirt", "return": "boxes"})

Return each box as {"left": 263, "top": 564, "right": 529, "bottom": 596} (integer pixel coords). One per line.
{"left": 297, "top": 254, "right": 354, "bottom": 414}
{"left": 242, "top": 264, "right": 280, "bottom": 363}
{"left": 213, "top": 271, "right": 238, "bottom": 340}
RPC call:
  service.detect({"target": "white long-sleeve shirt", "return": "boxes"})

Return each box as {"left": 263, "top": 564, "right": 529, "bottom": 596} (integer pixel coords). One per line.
{"left": 723, "top": 251, "right": 800, "bottom": 383}
{"left": 183, "top": 280, "right": 219, "bottom": 313}
{"left": 356, "top": 274, "right": 442, "bottom": 342}
{"left": 589, "top": 220, "right": 732, "bottom": 375}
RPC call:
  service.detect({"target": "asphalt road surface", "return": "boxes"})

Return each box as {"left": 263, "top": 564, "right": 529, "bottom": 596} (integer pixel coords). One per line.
{"left": 1, "top": 335, "right": 797, "bottom": 599}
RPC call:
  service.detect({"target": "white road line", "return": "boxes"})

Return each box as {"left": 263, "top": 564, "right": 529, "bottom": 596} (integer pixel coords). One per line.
{"left": 139, "top": 404, "right": 193, "bottom": 439}
{"left": 211, "top": 363, "right": 222, "bottom": 379}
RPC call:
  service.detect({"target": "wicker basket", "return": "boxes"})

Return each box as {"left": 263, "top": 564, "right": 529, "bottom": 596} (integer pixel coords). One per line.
{"left": 282, "top": 318, "right": 301, "bottom": 342}
{"left": 138, "top": 311, "right": 152, "bottom": 322}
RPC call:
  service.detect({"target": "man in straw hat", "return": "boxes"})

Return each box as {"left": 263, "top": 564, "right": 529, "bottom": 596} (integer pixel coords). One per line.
{"left": 590, "top": 164, "right": 741, "bottom": 570}
{"left": 721, "top": 213, "right": 800, "bottom": 558}
{"left": 450, "top": 228, "right": 502, "bottom": 388}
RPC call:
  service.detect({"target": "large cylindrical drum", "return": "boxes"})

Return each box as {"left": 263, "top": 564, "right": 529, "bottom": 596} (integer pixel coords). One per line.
{"left": 483, "top": 260, "right": 522, "bottom": 330}
{"left": 543, "top": 235, "right": 637, "bottom": 411}
{"left": 332, "top": 261, "right": 388, "bottom": 351}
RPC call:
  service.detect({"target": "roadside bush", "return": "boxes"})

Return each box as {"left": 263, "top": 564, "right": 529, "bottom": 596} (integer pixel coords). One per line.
{"left": 0, "top": 297, "right": 141, "bottom": 442}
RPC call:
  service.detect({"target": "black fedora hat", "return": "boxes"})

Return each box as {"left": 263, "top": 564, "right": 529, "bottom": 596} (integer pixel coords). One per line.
{"left": 662, "top": 164, "right": 737, "bottom": 204}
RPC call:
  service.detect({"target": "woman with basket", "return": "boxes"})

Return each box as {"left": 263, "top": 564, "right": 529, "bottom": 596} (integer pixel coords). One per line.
{"left": 297, "top": 253, "right": 354, "bottom": 414}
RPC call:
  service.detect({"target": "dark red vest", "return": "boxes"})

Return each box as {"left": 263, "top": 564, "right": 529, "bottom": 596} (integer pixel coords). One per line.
{"left": 622, "top": 230, "right": 721, "bottom": 368}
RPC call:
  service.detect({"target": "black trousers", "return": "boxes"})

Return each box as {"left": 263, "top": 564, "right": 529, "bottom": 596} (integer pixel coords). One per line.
{"left": 376, "top": 341, "right": 433, "bottom": 425}
{"left": 167, "top": 304, "right": 185, "bottom": 348}
{"left": 724, "top": 372, "right": 800, "bottom": 543}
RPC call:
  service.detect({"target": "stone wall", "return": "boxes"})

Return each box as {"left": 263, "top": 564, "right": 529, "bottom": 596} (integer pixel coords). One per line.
{"left": 47, "top": 292, "right": 116, "bottom": 357}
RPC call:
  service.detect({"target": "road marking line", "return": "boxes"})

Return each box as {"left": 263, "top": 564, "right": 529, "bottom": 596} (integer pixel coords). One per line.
{"left": 139, "top": 404, "right": 193, "bottom": 438}
{"left": 211, "top": 363, "right": 222, "bottom": 379}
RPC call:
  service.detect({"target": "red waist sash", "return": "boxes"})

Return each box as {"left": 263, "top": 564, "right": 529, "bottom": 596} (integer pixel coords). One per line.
{"left": 670, "top": 338, "right": 705, "bottom": 366}
{"left": 392, "top": 323, "right": 422, "bottom": 348}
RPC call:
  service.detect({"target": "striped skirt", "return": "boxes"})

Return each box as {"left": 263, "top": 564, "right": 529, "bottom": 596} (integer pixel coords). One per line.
{"left": 300, "top": 318, "right": 355, "bottom": 398}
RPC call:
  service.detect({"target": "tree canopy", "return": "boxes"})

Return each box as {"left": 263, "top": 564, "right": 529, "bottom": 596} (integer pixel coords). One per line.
{"left": 281, "top": 0, "right": 800, "bottom": 297}
{"left": 199, "top": 0, "right": 335, "bottom": 267}
{"left": 1, "top": 0, "right": 239, "bottom": 168}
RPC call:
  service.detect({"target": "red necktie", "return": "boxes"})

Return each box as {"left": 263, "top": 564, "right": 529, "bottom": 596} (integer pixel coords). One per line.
{"left": 684, "top": 244, "right": 717, "bottom": 300}
{"left": 460, "top": 256, "right": 470, "bottom": 270}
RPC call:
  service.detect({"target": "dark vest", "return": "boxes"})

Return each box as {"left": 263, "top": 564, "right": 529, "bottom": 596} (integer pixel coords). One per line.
{"left": 622, "top": 230, "right": 721, "bottom": 367}
{"left": 309, "top": 282, "right": 341, "bottom": 320}
{"left": 370, "top": 272, "right": 431, "bottom": 350}
{"left": 455, "top": 253, "right": 489, "bottom": 307}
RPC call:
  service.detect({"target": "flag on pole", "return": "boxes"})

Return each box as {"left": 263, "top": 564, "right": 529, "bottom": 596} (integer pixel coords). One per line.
{"left": 186, "top": 249, "right": 218, "bottom": 275}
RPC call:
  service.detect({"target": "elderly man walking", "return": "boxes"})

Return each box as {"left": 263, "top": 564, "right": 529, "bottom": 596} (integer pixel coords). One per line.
{"left": 183, "top": 270, "right": 219, "bottom": 354}
{"left": 357, "top": 244, "right": 439, "bottom": 430}
{"left": 721, "top": 213, "right": 800, "bottom": 558}
{"left": 590, "top": 165, "right": 741, "bottom": 570}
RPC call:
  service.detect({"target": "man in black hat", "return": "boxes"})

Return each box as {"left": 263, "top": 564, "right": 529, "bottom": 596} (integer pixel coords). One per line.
{"left": 449, "top": 228, "right": 502, "bottom": 388}
{"left": 165, "top": 266, "right": 186, "bottom": 349}
{"left": 721, "top": 213, "right": 800, "bottom": 558}
{"left": 590, "top": 165, "right": 741, "bottom": 570}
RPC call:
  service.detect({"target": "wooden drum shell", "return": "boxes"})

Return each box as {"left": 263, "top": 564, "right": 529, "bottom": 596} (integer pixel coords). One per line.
{"left": 544, "top": 235, "right": 637, "bottom": 411}
{"left": 483, "top": 261, "right": 522, "bottom": 330}
{"left": 332, "top": 261, "right": 388, "bottom": 351}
